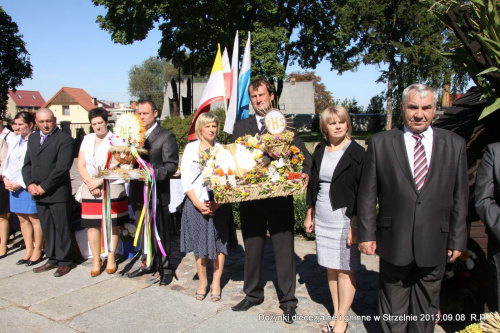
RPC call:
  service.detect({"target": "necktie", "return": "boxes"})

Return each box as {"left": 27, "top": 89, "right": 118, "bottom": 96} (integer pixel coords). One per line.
{"left": 413, "top": 133, "right": 428, "bottom": 191}
{"left": 259, "top": 119, "right": 265, "bottom": 133}
{"left": 40, "top": 134, "right": 47, "bottom": 146}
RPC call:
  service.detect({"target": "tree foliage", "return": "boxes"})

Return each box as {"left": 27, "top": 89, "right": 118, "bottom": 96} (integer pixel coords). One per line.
{"left": 366, "top": 94, "right": 386, "bottom": 114}
{"left": 0, "top": 7, "right": 33, "bottom": 117}
{"left": 325, "top": 0, "right": 470, "bottom": 129}
{"left": 128, "top": 56, "right": 179, "bottom": 116}
{"left": 289, "top": 71, "right": 335, "bottom": 113}
{"left": 340, "top": 98, "right": 364, "bottom": 113}
{"left": 91, "top": 0, "right": 347, "bottom": 99}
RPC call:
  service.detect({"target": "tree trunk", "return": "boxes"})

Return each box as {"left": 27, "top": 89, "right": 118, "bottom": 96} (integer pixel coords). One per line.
{"left": 386, "top": 60, "right": 394, "bottom": 130}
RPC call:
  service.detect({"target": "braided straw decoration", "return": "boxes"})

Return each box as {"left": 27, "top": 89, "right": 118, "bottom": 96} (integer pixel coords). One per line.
{"left": 480, "top": 312, "right": 500, "bottom": 333}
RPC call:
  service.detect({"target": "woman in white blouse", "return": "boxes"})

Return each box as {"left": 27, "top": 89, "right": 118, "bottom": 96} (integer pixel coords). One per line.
{"left": 180, "top": 112, "right": 236, "bottom": 302}
{"left": 3, "top": 112, "right": 43, "bottom": 265}
{"left": 77, "top": 107, "right": 129, "bottom": 277}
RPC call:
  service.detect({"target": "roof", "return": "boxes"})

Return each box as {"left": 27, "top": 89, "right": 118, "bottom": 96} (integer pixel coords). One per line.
{"left": 8, "top": 90, "right": 45, "bottom": 108}
{"left": 43, "top": 87, "right": 97, "bottom": 111}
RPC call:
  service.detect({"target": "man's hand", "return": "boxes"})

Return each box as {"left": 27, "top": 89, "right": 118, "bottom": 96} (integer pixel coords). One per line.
{"left": 302, "top": 173, "right": 310, "bottom": 190}
{"left": 359, "top": 241, "right": 377, "bottom": 255}
{"left": 447, "top": 249, "right": 462, "bottom": 262}
{"left": 34, "top": 185, "right": 45, "bottom": 196}
{"left": 27, "top": 184, "right": 38, "bottom": 196}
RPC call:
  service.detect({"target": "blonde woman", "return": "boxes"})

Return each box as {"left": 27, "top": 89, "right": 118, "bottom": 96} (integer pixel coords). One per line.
{"left": 305, "top": 106, "right": 364, "bottom": 333}
{"left": 180, "top": 112, "right": 237, "bottom": 302}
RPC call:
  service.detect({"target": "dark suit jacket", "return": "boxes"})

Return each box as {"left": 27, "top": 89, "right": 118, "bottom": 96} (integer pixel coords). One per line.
{"left": 357, "top": 127, "right": 469, "bottom": 267}
{"left": 475, "top": 142, "right": 500, "bottom": 242}
{"left": 306, "top": 139, "right": 364, "bottom": 217}
{"left": 22, "top": 127, "right": 74, "bottom": 203}
{"left": 231, "top": 115, "right": 312, "bottom": 176}
{"left": 129, "top": 124, "right": 179, "bottom": 207}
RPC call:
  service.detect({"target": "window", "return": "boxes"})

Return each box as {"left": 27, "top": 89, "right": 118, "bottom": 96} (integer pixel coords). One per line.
{"left": 18, "top": 95, "right": 22, "bottom": 99}
{"left": 63, "top": 105, "right": 70, "bottom": 115}
{"left": 32, "top": 95, "right": 36, "bottom": 99}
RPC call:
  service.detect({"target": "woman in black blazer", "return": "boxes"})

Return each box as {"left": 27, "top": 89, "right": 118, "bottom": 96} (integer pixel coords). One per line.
{"left": 304, "top": 106, "right": 364, "bottom": 333}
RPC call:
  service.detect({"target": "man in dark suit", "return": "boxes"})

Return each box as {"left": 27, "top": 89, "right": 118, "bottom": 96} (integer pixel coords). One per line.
{"left": 475, "top": 142, "right": 500, "bottom": 311}
{"left": 230, "top": 78, "right": 312, "bottom": 324}
{"left": 357, "top": 84, "right": 468, "bottom": 332}
{"left": 127, "top": 101, "right": 179, "bottom": 285}
{"left": 22, "top": 108, "right": 74, "bottom": 277}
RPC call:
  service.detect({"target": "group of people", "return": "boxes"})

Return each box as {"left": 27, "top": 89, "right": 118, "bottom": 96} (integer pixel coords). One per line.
{"left": 0, "top": 78, "right": 485, "bottom": 333}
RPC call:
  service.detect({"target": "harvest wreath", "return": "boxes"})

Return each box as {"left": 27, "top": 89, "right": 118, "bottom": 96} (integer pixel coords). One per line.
{"left": 199, "top": 109, "right": 307, "bottom": 203}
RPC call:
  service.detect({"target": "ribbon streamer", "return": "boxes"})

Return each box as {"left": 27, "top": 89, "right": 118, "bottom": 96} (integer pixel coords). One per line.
{"left": 101, "top": 152, "right": 113, "bottom": 254}
{"left": 130, "top": 146, "right": 166, "bottom": 268}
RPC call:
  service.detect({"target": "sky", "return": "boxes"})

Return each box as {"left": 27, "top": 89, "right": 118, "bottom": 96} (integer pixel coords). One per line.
{"left": 3, "top": 0, "right": 387, "bottom": 109}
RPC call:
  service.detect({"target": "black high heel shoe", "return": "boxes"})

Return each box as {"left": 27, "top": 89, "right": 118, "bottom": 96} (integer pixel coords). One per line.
{"left": 0, "top": 249, "right": 7, "bottom": 259}
{"left": 17, "top": 259, "right": 30, "bottom": 265}
{"left": 26, "top": 252, "right": 45, "bottom": 266}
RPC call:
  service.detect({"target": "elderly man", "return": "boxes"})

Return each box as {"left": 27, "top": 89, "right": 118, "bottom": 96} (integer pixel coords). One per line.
{"left": 22, "top": 108, "right": 74, "bottom": 277}
{"left": 357, "top": 84, "right": 469, "bottom": 332}
{"left": 230, "top": 78, "right": 312, "bottom": 324}
{"left": 127, "top": 101, "right": 179, "bottom": 285}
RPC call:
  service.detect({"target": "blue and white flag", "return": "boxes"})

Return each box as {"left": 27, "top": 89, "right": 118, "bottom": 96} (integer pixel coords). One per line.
{"left": 237, "top": 31, "right": 251, "bottom": 120}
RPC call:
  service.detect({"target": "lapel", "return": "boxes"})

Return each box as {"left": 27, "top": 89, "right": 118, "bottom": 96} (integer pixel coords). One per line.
{"left": 147, "top": 125, "right": 161, "bottom": 147}
{"left": 38, "top": 127, "right": 58, "bottom": 155}
{"left": 391, "top": 127, "right": 418, "bottom": 194}
{"left": 421, "top": 128, "right": 444, "bottom": 192}
{"left": 249, "top": 116, "right": 259, "bottom": 135}
{"left": 331, "top": 141, "right": 360, "bottom": 183}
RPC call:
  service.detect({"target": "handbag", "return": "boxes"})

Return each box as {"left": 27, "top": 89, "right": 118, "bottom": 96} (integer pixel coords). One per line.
{"left": 75, "top": 183, "right": 84, "bottom": 203}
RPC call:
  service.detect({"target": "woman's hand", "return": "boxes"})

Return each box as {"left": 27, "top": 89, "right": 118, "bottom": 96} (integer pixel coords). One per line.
{"left": 86, "top": 178, "right": 102, "bottom": 191}
{"left": 91, "top": 188, "right": 101, "bottom": 197}
{"left": 347, "top": 216, "right": 359, "bottom": 246}
{"left": 304, "top": 206, "right": 315, "bottom": 233}
{"left": 194, "top": 200, "right": 211, "bottom": 215}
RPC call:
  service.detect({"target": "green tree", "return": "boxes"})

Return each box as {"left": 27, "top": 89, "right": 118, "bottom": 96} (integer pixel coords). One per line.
{"left": 289, "top": 71, "right": 335, "bottom": 113}
{"left": 324, "top": 0, "right": 469, "bottom": 129}
{"left": 128, "top": 56, "right": 179, "bottom": 117}
{"left": 91, "top": 0, "right": 346, "bottom": 100}
{"left": 340, "top": 98, "right": 364, "bottom": 113}
{"left": 366, "top": 94, "right": 386, "bottom": 114}
{"left": 0, "top": 7, "right": 33, "bottom": 117}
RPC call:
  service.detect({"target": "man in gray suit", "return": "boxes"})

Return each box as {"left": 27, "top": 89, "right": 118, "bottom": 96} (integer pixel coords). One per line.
{"left": 475, "top": 142, "right": 500, "bottom": 311}
{"left": 22, "top": 108, "right": 74, "bottom": 277}
{"left": 127, "top": 101, "right": 179, "bottom": 285}
{"left": 357, "top": 84, "right": 469, "bottom": 332}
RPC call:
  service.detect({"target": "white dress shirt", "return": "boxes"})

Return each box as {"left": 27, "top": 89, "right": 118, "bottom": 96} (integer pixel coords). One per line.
{"left": 403, "top": 125, "right": 433, "bottom": 175}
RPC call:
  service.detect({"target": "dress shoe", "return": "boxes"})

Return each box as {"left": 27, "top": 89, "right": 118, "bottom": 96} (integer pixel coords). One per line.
{"left": 127, "top": 266, "right": 154, "bottom": 278}
{"left": 105, "top": 266, "right": 117, "bottom": 274}
{"left": 26, "top": 253, "right": 45, "bottom": 266}
{"left": 54, "top": 265, "right": 71, "bottom": 277}
{"left": 91, "top": 259, "right": 103, "bottom": 277}
{"left": 282, "top": 306, "right": 296, "bottom": 324}
{"left": 159, "top": 273, "right": 173, "bottom": 286}
{"left": 0, "top": 250, "right": 8, "bottom": 259}
{"left": 33, "top": 262, "right": 58, "bottom": 273}
{"left": 231, "top": 298, "right": 264, "bottom": 311}
{"left": 16, "top": 259, "right": 29, "bottom": 265}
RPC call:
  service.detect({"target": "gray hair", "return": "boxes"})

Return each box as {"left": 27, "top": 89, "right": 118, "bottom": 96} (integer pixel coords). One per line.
{"left": 401, "top": 84, "right": 438, "bottom": 109}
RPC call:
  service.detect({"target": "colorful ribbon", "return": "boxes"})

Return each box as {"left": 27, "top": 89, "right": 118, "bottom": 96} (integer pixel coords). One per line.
{"left": 130, "top": 145, "right": 166, "bottom": 268}
{"left": 101, "top": 151, "right": 113, "bottom": 254}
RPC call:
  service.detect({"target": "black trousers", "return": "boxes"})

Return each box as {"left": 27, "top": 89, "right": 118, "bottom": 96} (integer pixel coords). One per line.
{"left": 132, "top": 201, "right": 172, "bottom": 274}
{"left": 487, "top": 235, "right": 500, "bottom": 312}
{"left": 378, "top": 258, "right": 445, "bottom": 333}
{"left": 36, "top": 202, "right": 72, "bottom": 266}
{"left": 239, "top": 196, "right": 297, "bottom": 308}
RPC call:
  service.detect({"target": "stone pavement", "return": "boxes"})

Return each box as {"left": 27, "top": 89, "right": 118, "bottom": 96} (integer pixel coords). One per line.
{"left": 0, "top": 159, "right": 453, "bottom": 332}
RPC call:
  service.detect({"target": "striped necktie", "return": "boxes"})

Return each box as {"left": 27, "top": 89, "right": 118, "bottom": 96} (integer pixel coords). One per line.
{"left": 413, "top": 133, "right": 428, "bottom": 191}
{"left": 259, "top": 118, "right": 265, "bottom": 133}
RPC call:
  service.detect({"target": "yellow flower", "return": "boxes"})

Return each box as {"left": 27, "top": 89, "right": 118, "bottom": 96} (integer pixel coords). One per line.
{"left": 291, "top": 158, "right": 298, "bottom": 164}
{"left": 248, "top": 136, "right": 258, "bottom": 146}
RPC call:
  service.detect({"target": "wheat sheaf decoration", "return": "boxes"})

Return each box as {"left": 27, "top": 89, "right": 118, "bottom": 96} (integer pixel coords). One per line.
{"left": 112, "top": 112, "right": 146, "bottom": 148}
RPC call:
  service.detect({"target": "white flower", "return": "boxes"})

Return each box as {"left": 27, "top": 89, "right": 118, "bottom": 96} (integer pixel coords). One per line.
{"left": 465, "top": 258, "right": 474, "bottom": 270}
{"left": 268, "top": 168, "right": 280, "bottom": 182}
{"left": 127, "top": 224, "right": 137, "bottom": 234}
{"left": 206, "top": 159, "right": 216, "bottom": 168}
{"left": 211, "top": 176, "right": 220, "bottom": 184}
{"left": 122, "top": 229, "right": 129, "bottom": 236}
{"left": 203, "top": 166, "right": 214, "bottom": 177}
{"left": 274, "top": 158, "right": 285, "bottom": 169}
{"left": 252, "top": 149, "right": 263, "bottom": 160}
{"left": 248, "top": 136, "right": 258, "bottom": 146}
{"left": 468, "top": 250, "right": 477, "bottom": 260}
